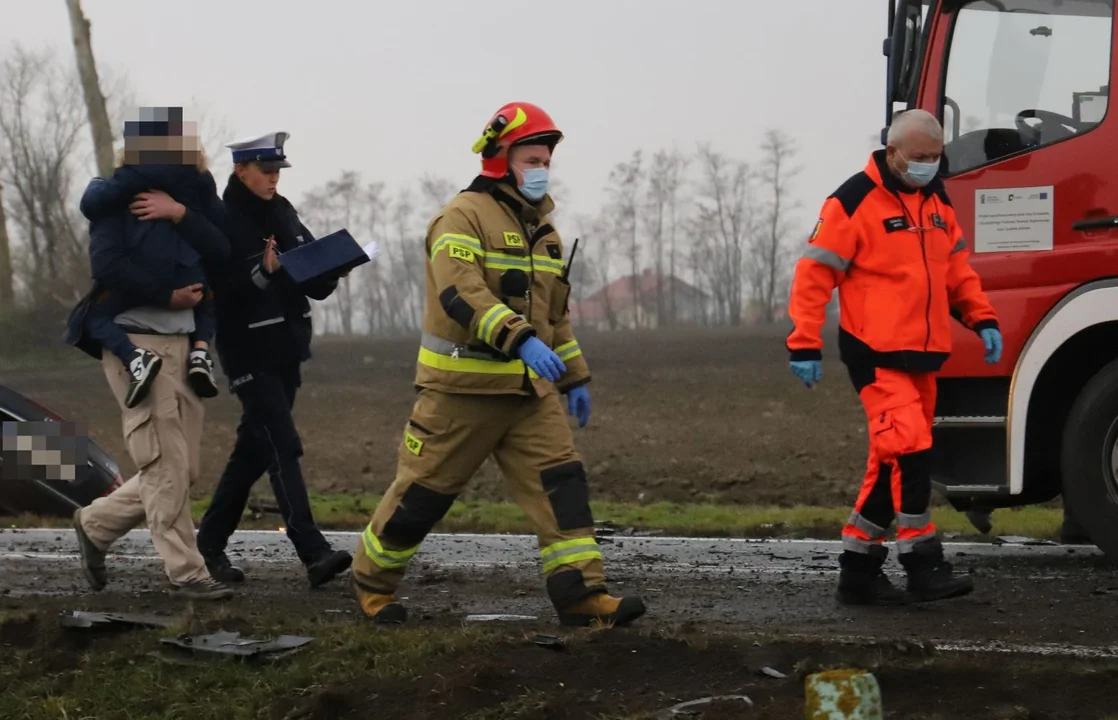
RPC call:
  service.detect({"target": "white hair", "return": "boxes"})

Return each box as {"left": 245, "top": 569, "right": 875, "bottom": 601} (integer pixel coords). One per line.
{"left": 886, "top": 109, "right": 943, "bottom": 147}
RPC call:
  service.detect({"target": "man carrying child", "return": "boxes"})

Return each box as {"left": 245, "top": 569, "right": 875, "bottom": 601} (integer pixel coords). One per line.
{"left": 64, "top": 106, "right": 234, "bottom": 600}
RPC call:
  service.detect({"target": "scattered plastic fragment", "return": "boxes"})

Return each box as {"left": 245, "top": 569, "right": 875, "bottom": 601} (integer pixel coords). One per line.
{"left": 759, "top": 666, "right": 787, "bottom": 679}
{"left": 804, "top": 669, "right": 883, "bottom": 719}
{"left": 994, "top": 535, "right": 1057, "bottom": 546}
{"left": 60, "top": 611, "right": 175, "bottom": 631}
{"left": 532, "top": 634, "right": 566, "bottom": 651}
{"left": 465, "top": 614, "right": 537, "bottom": 622}
{"left": 653, "top": 695, "right": 753, "bottom": 718}
{"left": 158, "top": 631, "right": 312, "bottom": 662}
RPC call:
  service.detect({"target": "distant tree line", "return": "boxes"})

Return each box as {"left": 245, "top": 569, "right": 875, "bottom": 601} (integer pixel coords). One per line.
{"left": 0, "top": 8, "right": 809, "bottom": 353}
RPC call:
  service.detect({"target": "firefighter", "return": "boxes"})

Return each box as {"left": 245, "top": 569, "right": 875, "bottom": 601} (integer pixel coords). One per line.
{"left": 350, "top": 101, "right": 646, "bottom": 628}
{"left": 786, "top": 109, "right": 1003, "bottom": 606}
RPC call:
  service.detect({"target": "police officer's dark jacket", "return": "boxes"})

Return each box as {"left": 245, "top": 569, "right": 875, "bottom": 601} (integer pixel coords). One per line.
{"left": 63, "top": 165, "right": 230, "bottom": 359}
{"left": 211, "top": 173, "right": 338, "bottom": 383}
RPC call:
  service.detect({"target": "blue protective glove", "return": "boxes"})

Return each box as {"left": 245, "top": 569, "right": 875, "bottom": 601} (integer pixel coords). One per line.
{"left": 980, "top": 327, "right": 1003, "bottom": 364}
{"left": 567, "top": 385, "right": 591, "bottom": 428}
{"left": 790, "top": 360, "right": 822, "bottom": 388}
{"left": 518, "top": 336, "right": 566, "bottom": 382}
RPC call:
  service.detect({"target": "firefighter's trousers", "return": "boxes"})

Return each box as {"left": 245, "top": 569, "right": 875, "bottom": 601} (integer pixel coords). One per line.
{"left": 841, "top": 368, "right": 938, "bottom": 555}
{"left": 352, "top": 386, "right": 607, "bottom": 610}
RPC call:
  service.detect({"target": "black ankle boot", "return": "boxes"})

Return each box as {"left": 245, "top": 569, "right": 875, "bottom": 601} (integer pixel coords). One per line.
{"left": 899, "top": 537, "right": 974, "bottom": 602}
{"left": 836, "top": 545, "right": 909, "bottom": 606}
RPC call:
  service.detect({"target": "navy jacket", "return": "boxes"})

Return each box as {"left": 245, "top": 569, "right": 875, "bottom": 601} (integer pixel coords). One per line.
{"left": 63, "top": 165, "right": 230, "bottom": 359}
{"left": 211, "top": 173, "right": 338, "bottom": 382}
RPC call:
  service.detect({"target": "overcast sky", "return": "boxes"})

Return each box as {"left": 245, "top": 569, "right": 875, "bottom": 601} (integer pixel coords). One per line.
{"left": 3, "top": 0, "right": 890, "bottom": 231}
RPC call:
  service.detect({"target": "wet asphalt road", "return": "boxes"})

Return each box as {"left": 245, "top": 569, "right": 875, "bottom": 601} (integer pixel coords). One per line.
{"left": 3, "top": 529, "right": 1118, "bottom": 654}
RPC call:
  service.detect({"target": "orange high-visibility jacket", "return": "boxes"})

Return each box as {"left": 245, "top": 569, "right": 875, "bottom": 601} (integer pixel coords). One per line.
{"left": 787, "top": 150, "right": 998, "bottom": 372}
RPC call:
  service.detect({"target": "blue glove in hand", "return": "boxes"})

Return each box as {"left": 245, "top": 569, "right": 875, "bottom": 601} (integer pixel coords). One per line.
{"left": 980, "top": 328, "right": 1003, "bottom": 364}
{"left": 567, "top": 385, "right": 591, "bottom": 428}
{"left": 518, "top": 336, "right": 566, "bottom": 382}
{"left": 790, "top": 360, "right": 822, "bottom": 388}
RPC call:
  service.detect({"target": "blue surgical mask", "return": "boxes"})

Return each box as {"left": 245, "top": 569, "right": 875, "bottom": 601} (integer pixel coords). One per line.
{"left": 898, "top": 151, "right": 940, "bottom": 187}
{"left": 518, "top": 167, "right": 549, "bottom": 201}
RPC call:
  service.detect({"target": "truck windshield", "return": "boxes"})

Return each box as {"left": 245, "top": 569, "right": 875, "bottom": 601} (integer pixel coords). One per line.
{"left": 941, "top": 0, "right": 1112, "bottom": 176}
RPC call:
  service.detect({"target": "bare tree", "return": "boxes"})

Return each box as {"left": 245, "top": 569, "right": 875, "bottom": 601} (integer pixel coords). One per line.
{"left": 586, "top": 211, "right": 619, "bottom": 330}
{"left": 361, "top": 181, "right": 395, "bottom": 333}
{"left": 299, "top": 171, "right": 367, "bottom": 335}
{"left": 190, "top": 99, "right": 235, "bottom": 181}
{"left": 693, "top": 144, "right": 756, "bottom": 326}
{"left": 644, "top": 149, "right": 689, "bottom": 327}
{"left": 0, "top": 47, "right": 91, "bottom": 307}
{"left": 751, "top": 129, "right": 800, "bottom": 323}
{"left": 64, "top": 0, "right": 114, "bottom": 178}
{"left": 391, "top": 187, "right": 421, "bottom": 330}
{"left": 0, "top": 185, "right": 13, "bottom": 308}
{"left": 607, "top": 151, "right": 643, "bottom": 328}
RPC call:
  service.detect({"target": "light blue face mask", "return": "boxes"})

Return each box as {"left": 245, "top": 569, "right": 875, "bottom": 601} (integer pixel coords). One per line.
{"left": 897, "top": 151, "right": 940, "bottom": 187}
{"left": 518, "top": 167, "right": 549, "bottom": 201}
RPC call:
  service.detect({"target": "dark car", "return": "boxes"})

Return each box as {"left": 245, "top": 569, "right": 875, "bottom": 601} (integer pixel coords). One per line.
{"left": 0, "top": 383, "right": 123, "bottom": 517}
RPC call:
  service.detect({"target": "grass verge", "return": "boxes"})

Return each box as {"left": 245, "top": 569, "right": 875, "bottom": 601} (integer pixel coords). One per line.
{"left": 3, "top": 493, "right": 1069, "bottom": 541}
{"left": 0, "top": 609, "right": 497, "bottom": 720}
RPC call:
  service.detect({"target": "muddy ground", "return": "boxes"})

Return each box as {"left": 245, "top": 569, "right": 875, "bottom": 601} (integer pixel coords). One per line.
{"left": 4, "top": 531, "right": 1118, "bottom": 718}
{"left": 4, "top": 325, "right": 891, "bottom": 507}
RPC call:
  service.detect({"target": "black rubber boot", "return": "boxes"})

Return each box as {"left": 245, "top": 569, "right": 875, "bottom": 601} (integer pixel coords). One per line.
{"left": 204, "top": 552, "right": 246, "bottom": 583}
{"left": 1059, "top": 506, "right": 1092, "bottom": 545}
{"left": 835, "top": 545, "right": 909, "bottom": 606}
{"left": 899, "top": 537, "right": 974, "bottom": 602}
{"left": 306, "top": 549, "right": 352, "bottom": 588}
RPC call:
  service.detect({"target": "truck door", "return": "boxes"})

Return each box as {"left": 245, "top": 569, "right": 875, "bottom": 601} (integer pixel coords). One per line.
{"left": 919, "top": 0, "right": 1116, "bottom": 377}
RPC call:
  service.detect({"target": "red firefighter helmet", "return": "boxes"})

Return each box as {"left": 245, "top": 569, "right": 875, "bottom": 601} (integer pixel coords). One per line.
{"left": 472, "top": 101, "right": 564, "bottom": 178}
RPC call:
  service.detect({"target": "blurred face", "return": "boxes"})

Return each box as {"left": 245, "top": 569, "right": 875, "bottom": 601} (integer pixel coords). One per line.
{"left": 507, "top": 144, "right": 551, "bottom": 185}
{"left": 123, "top": 130, "right": 202, "bottom": 167}
{"left": 235, "top": 162, "right": 281, "bottom": 199}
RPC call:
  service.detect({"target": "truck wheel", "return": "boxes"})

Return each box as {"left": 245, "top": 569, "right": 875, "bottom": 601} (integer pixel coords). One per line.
{"left": 1061, "top": 358, "right": 1118, "bottom": 556}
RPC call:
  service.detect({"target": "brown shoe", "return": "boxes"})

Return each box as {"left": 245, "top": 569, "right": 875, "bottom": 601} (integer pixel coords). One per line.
{"left": 72, "top": 508, "right": 107, "bottom": 591}
{"left": 169, "top": 577, "right": 234, "bottom": 600}
{"left": 557, "top": 592, "right": 646, "bottom": 628}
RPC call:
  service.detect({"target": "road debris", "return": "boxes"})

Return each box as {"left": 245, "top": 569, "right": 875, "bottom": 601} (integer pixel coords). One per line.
{"left": 156, "top": 631, "right": 313, "bottom": 663}
{"left": 994, "top": 535, "right": 1057, "bottom": 546}
{"left": 465, "top": 613, "right": 537, "bottom": 622}
{"left": 532, "top": 634, "right": 566, "bottom": 651}
{"left": 653, "top": 694, "right": 753, "bottom": 718}
{"left": 804, "top": 668, "right": 882, "bottom": 719}
{"left": 759, "top": 665, "right": 787, "bottom": 679}
{"left": 59, "top": 610, "right": 176, "bottom": 631}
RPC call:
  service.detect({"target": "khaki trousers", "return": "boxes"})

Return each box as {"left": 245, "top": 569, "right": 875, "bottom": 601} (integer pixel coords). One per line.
{"left": 352, "top": 387, "right": 607, "bottom": 610}
{"left": 79, "top": 333, "right": 209, "bottom": 585}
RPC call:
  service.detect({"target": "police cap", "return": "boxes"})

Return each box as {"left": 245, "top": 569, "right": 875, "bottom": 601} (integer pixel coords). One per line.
{"left": 225, "top": 131, "right": 292, "bottom": 172}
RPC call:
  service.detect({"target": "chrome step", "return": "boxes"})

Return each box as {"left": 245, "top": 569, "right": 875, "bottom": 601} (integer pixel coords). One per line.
{"left": 933, "top": 415, "right": 1006, "bottom": 428}
{"left": 933, "top": 481, "right": 1007, "bottom": 495}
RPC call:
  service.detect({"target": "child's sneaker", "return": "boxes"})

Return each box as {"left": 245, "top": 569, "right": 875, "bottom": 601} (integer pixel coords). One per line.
{"left": 188, "top": 349, "right": 219, "bottom": 398}
{"left": 125, "top": 348, "right": 162, "bottom": 409}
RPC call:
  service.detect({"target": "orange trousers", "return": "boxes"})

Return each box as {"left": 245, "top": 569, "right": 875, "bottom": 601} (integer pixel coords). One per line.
{"left": 841, "top": 368, "right": 938, "bottom": 555}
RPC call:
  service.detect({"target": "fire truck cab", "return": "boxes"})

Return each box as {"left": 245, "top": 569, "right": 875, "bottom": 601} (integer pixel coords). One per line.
{"left": 883, "top": 0, "right": 1118, "bottom": 553}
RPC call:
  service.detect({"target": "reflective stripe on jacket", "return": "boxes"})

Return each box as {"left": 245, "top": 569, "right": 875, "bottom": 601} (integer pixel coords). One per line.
{"left": 787, "top": 150, "right": 998, "bottom": 373}
{"left": 416, "top": 176, "right": 590, "bottom": 396}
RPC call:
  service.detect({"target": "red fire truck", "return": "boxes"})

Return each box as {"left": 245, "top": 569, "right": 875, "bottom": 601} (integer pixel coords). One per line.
{"left": 884, "top": 0, "right": 1118, "bottom": 553}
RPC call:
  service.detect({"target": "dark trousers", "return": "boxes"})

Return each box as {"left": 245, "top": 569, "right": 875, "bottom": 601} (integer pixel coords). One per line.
{"left": 196, "top": 364, "right": 331, "bottom": 564}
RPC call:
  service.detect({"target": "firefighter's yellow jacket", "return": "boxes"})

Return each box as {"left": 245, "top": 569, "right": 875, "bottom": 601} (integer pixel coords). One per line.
{"left": 415, "top": 176, "right": 589, "bottom": 397}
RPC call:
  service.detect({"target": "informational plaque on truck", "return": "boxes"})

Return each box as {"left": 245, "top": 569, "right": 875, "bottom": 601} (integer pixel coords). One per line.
{"left": 974, "top": 186, "right": 1054, "bottom": 253}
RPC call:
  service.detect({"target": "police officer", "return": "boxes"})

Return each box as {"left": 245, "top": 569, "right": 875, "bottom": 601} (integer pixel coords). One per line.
{"left": 196, "top": 132, "right": 352, "bottom": 587}
{"left": 350, "top": 102, "right": 646, "bottom": 628}
{"left": 787, "top": 109, "right": 1002, "bottom": 605}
